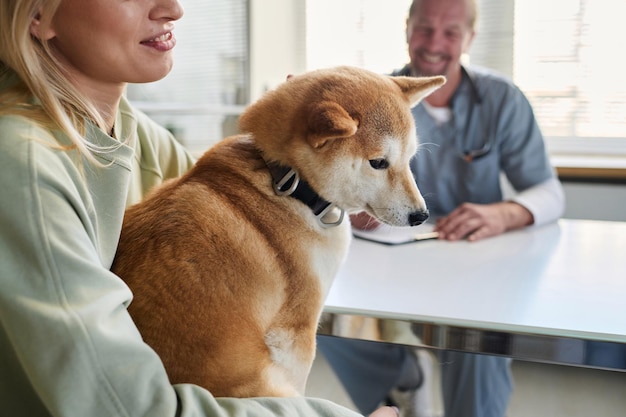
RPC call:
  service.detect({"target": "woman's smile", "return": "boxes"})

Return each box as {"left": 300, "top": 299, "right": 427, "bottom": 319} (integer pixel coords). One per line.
{"left": 141, "top": 31, "right": 176, "bottom": 52}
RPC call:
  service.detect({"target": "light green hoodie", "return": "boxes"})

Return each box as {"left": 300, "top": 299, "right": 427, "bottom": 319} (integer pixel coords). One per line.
{"left": 0, "top": 90, "right": 361, "bottom": 417}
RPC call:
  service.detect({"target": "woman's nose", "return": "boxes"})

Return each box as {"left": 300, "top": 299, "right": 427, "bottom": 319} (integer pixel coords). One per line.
{"left": 151, "top": 0, "right": 184, "bottom": 21}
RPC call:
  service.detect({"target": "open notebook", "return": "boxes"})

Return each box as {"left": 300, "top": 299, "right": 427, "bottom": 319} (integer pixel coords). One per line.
{"left": 352, "top": 223, "right": 439, "bottom": 245}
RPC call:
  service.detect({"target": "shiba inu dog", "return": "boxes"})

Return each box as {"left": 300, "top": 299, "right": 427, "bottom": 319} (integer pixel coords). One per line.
{"left": 112, "top": 66, "right": 445, "bottom": 398}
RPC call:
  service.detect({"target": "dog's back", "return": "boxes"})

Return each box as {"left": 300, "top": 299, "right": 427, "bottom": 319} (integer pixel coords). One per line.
{"left": 112, "top": 66, "right": 445, "bottom": 398}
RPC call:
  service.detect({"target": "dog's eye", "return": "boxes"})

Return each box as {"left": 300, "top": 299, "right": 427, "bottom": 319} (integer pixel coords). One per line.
{"left": 369, "top": 159, "right": 389, "bottom": 170}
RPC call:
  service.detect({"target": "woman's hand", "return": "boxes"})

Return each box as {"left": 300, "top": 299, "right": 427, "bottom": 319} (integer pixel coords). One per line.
{"left": 369, "top": 406, "right": 399, "bottom": 417}
{"left": 350, "top": 212, "right": 381, "bottom": 231}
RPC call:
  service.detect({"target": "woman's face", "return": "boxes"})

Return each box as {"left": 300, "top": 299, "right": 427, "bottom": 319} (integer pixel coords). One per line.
{"left": 41, "top": 0, "right": 183, "bottom": 87}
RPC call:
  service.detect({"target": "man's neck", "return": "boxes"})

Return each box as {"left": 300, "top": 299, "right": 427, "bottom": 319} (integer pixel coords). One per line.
{"left": 423, "top": 67, "right": 463, "bottom": 108}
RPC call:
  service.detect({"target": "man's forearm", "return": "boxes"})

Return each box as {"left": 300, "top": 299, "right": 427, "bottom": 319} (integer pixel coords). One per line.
{"left": 498, "top": 201, "right": 534, "bottom": 231}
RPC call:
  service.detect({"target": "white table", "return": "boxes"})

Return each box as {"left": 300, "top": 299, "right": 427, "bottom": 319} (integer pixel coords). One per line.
{"left": 320, "top": 219, "right": 626, "bottom": 370}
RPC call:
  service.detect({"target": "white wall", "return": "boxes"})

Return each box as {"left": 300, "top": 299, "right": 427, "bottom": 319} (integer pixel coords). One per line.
{"left": 248, "top": 0, "right": 306, "bottom": 101}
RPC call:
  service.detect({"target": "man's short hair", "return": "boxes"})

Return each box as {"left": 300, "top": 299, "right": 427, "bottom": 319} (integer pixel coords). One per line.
{"left": 408, "top": 0, "right": 478, "bottom": 30}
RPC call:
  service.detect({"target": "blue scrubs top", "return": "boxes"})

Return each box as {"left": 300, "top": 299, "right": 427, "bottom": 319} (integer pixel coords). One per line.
{"left": 399, "top": 66, "right": 555, "bottom": 218}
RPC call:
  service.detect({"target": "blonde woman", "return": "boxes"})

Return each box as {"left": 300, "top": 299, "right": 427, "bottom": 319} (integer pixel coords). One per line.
{"left": 0, "top": 1, "right": 397, "bottom": 417}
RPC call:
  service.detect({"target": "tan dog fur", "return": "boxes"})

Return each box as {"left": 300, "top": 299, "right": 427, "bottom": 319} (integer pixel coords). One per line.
{"left": 112, "top": 66, "right": 444, "bottom": 398}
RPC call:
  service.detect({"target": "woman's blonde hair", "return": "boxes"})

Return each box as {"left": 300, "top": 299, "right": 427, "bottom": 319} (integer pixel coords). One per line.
{"left": 0, "top": 0, "right": 109, "bottom": 159}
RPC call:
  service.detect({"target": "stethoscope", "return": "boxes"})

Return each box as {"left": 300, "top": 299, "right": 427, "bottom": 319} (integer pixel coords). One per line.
{"left": 396, "top": 64, "right": 492, "bottom": 162}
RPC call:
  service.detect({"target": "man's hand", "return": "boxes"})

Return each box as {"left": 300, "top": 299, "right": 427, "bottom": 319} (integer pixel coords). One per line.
{"left": 435, "top": 201, "right": 533, "bottom": 242}
{"left": 350, "top": 212, "right": 381, "bottom": 231}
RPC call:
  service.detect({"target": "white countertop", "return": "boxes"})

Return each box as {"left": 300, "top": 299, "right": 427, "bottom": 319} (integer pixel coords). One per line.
{"left": 324, "top": 219, "right": 626, "bottom": 344}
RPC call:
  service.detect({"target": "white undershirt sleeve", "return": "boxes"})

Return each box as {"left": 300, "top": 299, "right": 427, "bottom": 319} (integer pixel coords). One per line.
{"left": 510, "top": 177, "right": 565, "bottom": 227}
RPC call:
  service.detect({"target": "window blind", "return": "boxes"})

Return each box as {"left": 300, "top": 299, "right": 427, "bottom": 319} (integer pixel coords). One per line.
{"left": 127, "top": 0, "right": 249, "bottom": 154}
{"left": 512, "top": 0, "right": 626, "bottom": 142}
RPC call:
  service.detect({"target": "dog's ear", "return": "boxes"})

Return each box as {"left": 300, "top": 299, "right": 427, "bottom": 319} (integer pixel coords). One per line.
{"left": 392, "top": 75, "right": 446, "bottom": 107}
{"left": 306, "top": 101, "right": 359, "bottom": 148}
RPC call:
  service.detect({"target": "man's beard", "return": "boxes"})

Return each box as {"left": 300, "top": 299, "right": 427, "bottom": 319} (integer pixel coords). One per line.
{"left": 410, "top": 50, "right": 450, "bottom": 77}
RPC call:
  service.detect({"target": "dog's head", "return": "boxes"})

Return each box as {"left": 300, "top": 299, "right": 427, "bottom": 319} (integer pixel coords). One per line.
{"left": 239, "top": 66, "right": 445, "bottom": 227}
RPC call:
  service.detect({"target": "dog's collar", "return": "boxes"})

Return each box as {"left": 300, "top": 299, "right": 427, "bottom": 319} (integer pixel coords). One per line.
{"left": 265, "top": 161, "right": 345, "bottom": 229}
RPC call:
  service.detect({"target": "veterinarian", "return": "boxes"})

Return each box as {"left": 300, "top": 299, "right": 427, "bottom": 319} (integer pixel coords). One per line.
{"left": 0, "top": 1, "right": 399, "bottom": 417}
{"left": 318, "top": 0, "right": 565, "bottom": 417}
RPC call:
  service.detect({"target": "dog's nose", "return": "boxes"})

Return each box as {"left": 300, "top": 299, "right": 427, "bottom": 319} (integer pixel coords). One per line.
{"left": 408, "top": 210, "right": 429, "bottom": 226}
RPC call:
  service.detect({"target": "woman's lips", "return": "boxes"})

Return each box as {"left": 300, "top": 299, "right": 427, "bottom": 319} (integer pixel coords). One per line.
{"left": 141, "top": 31, "right": 176, "bottom": 51}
